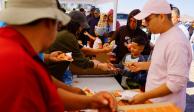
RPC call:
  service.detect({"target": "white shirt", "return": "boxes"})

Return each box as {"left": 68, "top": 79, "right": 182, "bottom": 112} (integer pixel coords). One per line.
{"left": 150, "top": 34, "right": 160, "bottom": 45}
{"left": 93, "top": 37, "right": 102, "bottom": 49}
{"left": 177, "top": 23, "right": 190, "bottom": 40}
{"left": 146, "top": 26, "right": 192, "bottom": 111}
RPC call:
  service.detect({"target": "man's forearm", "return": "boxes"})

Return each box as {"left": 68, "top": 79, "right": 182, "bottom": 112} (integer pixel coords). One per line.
{"left": 52, "top": 76, "right": 85, "bottom": 95}
{"left": 57, "top": 88, "right": 90, "bottom": 110}
{"left": 143, "top": 83, "right": 172, "bottom": 100}
{"left": 52, "top": 76, "right": 71, "bottom": 90}
{"left": 81, "top": 47, "right": 107, "bottom": 55}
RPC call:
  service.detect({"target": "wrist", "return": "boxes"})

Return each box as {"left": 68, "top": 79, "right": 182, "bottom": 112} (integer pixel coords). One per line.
{"left": 43, "top": 53, "right": 50, "bottom": 62}
{"left": 94, "top": 63, "right": 99, "bottom": 69}
{"left": 102, "top": 48, "right": 107, "bottom": 53}
{"left": 86, "top": 97, "right": 95, "bottom": 109}
{"left": 142, "top": 92, "right": 151, "bottom": 101}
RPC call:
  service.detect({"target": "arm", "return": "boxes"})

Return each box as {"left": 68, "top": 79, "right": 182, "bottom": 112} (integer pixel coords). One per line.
{"left": 84, "top": 31, "right": 96, "bottom": 41}
{"left": 92, "top": 61, "right": 118, "bottom": 73}
{"left": 44, "top": 52, "right": 61, "bottom": 62}
{"left": 126, "top": 62, "right": 151, "bottom": 72}
{"left": 81, "top": 46, "right": 112, "bottom": 55}
{"left": 131, "top": 42, "right": 190, "bottom": 104}
{"left": 57, "top": 88, "right": 117, "bottom": 111}
{"left": 44, "top": 51, "right": 73, "bottom": 62}
{"left": 51, "top": 76, "right": 85, "bottom": 95}
{"left": 130, "top": 83, "right": 171, "bottom": 104}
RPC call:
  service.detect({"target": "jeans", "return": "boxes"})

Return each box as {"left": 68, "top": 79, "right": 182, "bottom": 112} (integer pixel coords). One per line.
{"left": 63, "top": 67, "right": 73, "bottom": 85}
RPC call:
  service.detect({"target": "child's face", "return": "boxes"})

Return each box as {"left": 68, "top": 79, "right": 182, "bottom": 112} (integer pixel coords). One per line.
{"left": 103, "top": 15, "right": 108, "bottom": 22}
{"left": 130, "top": 42, "right": 144, "bottom": 57}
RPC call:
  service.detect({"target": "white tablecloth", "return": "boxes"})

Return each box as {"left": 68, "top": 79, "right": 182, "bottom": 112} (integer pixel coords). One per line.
{"left": 72, "top": 76, "right": 123, "bottom": 92}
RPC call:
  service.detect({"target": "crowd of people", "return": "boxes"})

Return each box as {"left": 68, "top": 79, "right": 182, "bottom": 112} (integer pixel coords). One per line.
{"left": 0, "top": 0, "right": 194, "bottom": 111}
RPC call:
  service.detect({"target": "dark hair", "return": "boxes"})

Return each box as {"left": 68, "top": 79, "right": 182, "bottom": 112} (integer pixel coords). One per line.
{"left": 127, "top": 9, "right": 142, "bottom": 29}
{"left": 169, "top": 4, "right": 174, "bottom": 10}
{"left": 56, "top": 0, "right": 66, "bottom": 13}
{"left": 90, "top": 6, "right": 96, "bottom": 11}
{"left": 56, "top": 0, "right": 61, "bottom": 9}
{"left": 172, "top": 7, "right": 180, "bottom": 17}
{"left": 132, "top": 35, "right": 146, "bottom": 46}
{"left": 66, "top": 20, "right": 80, "bottom": 35}
{"left": 79, "top": 8, "right": 85, "bottom": 12}
{"left": 60, "top": 8, "right": 66, "bottom": 13}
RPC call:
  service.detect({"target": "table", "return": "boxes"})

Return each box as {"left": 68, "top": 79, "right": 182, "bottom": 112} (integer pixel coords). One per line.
{"left": 72, "top": 76, "right": 123, "bottom": 92}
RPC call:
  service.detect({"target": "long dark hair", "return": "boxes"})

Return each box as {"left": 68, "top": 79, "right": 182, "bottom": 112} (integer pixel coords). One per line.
{"left": 66, "top": 21, "right": 80, "bottom": 36}
{"left": 127, "top": 9, "right": 142, "bottom": 30}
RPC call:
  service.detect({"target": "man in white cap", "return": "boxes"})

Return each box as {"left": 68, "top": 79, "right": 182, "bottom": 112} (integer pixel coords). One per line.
{"left": 0, "top": 0, "right": 116, "bottom": 111}
{"left": 129, "top": 0, "right": 192, "bottom": 111}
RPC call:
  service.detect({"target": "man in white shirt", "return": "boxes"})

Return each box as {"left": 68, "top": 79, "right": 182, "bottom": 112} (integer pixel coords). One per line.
{"left": 129, "top": 0, "right": 192, "bottom": 111}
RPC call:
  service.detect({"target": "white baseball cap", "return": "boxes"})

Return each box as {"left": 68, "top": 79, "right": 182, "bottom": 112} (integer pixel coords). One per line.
{"left": 0, "top": 0, "right": 70, "bottom": 25}
{"left": 135, "top": 0, "right": 171, "bottom": 20}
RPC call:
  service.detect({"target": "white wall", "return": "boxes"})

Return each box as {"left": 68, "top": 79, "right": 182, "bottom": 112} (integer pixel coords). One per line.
{"left": 0, "top": 0, "right": 3, "bottom": 10}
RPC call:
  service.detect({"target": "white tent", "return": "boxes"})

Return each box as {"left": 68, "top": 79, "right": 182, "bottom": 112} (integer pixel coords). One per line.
{"left": 59, "top": 0, "right": 118, "bottom": 31}
{"left": 59, "top": 0, "right": 114, "bottom": 5}
{"left": 0, "top": 0, "right": 6, "bottom": 10}
{"left": 0, "top": 0, "right": 118, "bottom": 30}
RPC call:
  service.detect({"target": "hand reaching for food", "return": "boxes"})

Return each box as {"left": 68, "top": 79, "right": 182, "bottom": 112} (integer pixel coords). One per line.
{"left": 56, "top": 52, "right": 73, "bottom": 62}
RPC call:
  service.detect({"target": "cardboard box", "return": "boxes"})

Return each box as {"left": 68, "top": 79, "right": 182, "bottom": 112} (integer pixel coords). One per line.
{"left": 117, "top": 102, "right": 181, "bottom": 112}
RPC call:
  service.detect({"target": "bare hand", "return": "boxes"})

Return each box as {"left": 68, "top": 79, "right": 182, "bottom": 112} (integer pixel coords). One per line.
{"left": 71, "top": 87, "right": 86, "bottom": 95}
{"left": 84, "top": 31, "right": 89, "bottom": 36}
{"left": 90, "top": 91, "right": 117, "bottom": 112}
{"left": 103, "top": 43, "right": 110, "bottom": 48}
{"left": 128, "top": 93, "right": 147, "bottom": 104}
{"left": 49, "top": 51, "right": 73, "bottom": 62}
{"left": 125, "top": 62, "right": 142, "bottom": 72}
{"left": 103, "top": 46, "right": 113, "bottom": 53}
{"left": 98, "top": 63, "right": 119, "bottom": 73}
{"left": 48, "top": 51, "right": 64, "bottom": 62}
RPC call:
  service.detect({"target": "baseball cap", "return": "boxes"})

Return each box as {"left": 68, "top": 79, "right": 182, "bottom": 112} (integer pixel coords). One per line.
{"left": 134, "top": 0, "right": 171, "bottom": 20}
{"left": 90, "top": 6, "right": 96, "bottom": 12}
{"left": 95, "top": 8, "right": 100, "bottom": 13}
{"left": 0, "top": 0, "right": 70, "bottom": 25}
{"left": 69, "top": 11, "right": 89, "bottom": 29}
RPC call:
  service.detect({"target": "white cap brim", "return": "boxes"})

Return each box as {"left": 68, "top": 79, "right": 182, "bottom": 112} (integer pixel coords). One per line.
{"left": 0, "top": 7, "right": 70, "bottom": 25}
{"left": 134, "top": 11, "right": 151, "bottom": 20}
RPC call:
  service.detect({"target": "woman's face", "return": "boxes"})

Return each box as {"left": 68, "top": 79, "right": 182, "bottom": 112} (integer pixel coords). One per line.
{"left": 129, "top": 17, "right": 137, "bottom": 30}
{"left": 108, "top": 14, "right": 113, "bottom": 23}
{"left": 76, "top": 25, "right": 84, "bottom": 37}
{"left": 103, "top": 15, "right": 108, "bottom": 22}
{"left": 94, "top": 11, "right": 100, "bottom": 18}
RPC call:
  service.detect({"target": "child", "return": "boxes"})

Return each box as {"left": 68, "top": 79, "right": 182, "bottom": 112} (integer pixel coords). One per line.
{"left": 114, "top": 34, "right": 148, "bottom": 89}
{"left": 84, "top": 26, "right": 107, "bottom": 49}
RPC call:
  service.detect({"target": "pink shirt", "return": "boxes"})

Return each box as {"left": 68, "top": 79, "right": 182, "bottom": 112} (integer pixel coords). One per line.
{"left": 146, "top": 26, "right": 192, "bottom": 111}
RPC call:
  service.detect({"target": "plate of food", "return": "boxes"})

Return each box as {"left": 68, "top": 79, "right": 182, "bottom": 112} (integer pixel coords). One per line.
{"left": 82, "top": 87, "right": 95, "bottom": 96}
{"left": 57, "top": 52, "right": 73, "bottom": 62}
{"left": 112, "top": 90, "right": 140, "bottom": 106}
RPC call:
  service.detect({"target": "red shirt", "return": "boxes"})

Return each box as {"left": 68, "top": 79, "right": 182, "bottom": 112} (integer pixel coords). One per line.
{"left": 0, "top": 27, "right": 64, "bottom": 112}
